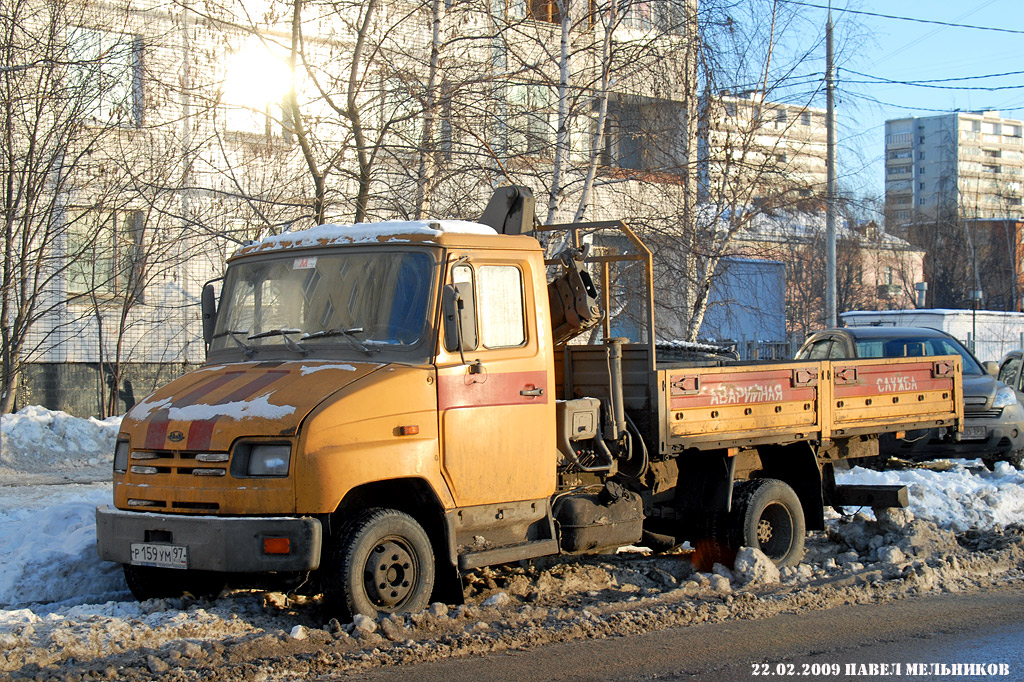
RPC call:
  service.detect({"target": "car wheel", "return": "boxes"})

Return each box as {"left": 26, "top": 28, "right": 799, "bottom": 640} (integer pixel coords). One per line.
{"left": 323, "top": 508, "right": 435, "bottom": 620}
{"left": 986, "top": 450, "right": 1024, "bottom": 471}
{"left": 728, "top": 479, "right": 806, "bottom": 568}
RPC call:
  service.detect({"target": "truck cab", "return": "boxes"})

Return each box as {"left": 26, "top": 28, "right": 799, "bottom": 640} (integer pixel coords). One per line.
{"left": 98, "top": 219, "right": 565, "bottom": 616}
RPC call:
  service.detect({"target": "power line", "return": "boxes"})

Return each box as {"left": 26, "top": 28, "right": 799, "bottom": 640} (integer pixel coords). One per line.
{"left": 778, "top": 0, "right": 1024, "bottom": 36}
{"left": 842, "top": 69, "right": 1024, "bottom": 92}
{"left": 847, "top": 69, "right": 1024, "bottom": 85}
{"left": 841, "top": 89, "right": 1024, "bottom": 114}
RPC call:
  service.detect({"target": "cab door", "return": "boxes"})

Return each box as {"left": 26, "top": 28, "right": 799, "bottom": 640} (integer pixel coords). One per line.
{"left": 435, "top": 252, "right": 556, "bottom": 507}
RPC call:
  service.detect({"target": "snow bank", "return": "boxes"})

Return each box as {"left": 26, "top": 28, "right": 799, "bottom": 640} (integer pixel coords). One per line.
{"left": 836, "top": 460, "right": 1024, "bottom": 532}
{"left": 0, "top": 483, "right": 125, "bottom": 610}
{"left": 1, "top": 406, "right": 121, "bottom": 474}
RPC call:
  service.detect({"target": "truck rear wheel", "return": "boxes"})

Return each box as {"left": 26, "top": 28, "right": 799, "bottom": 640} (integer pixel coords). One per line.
{"left": 324, "top": 508, "right": 435, "bottom": 620}
{"left": 122, "top": 565, "right": 225, "bottom": 601}
{"left": 729, "top": 478, "right": 805, "bottom": 568}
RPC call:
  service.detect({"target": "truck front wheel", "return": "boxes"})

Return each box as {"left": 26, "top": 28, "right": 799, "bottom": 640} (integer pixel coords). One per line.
{"left": 122, "top": 565, "right": 225, "bottom": 601}
{"left": 729, "top": 478, "right": 805, "bottom": 568}
{"left": 325, "top": 508, "right": 435, "bottom": 619}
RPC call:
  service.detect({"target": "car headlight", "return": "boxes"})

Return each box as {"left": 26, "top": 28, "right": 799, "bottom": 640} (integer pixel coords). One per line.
{"left": 993, "top": 385, "right": 1019, "bottom": 409}
{"left": 113, "top": 440, "right": 130, "bottom": 474}
{"left": 230, "top": 442, "right": 291, "bottom": 477}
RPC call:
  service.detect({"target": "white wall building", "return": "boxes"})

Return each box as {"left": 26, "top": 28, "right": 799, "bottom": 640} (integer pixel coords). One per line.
{"left": 885, "top": 111, "right": 1024, "bottom": 223}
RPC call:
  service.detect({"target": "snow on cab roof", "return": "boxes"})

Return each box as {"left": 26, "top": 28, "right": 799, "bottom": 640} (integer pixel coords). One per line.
{"left": 242, "top": 219, "right": 498, "bottom": 254}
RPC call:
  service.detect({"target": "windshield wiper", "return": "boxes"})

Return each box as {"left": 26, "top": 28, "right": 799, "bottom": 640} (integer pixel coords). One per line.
{"left": 303, "top": 327, "right": 376, "bottom": 355}
{"left": 212, "top": 329, "right": 256, "bottom": 358}
{"left": 247, "top": 328, "right": 309, "bottom": 355}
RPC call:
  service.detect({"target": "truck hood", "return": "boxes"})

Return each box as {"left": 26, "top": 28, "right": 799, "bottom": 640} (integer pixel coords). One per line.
{"left": 122, "top": 361, "right": 385, "bottom": 451}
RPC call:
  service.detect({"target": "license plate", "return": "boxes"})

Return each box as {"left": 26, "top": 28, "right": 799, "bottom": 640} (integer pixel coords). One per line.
{"left": 130, "top": 543, "right": 188, "bottom": 569}
{"left": 962, "top": 425, "right": 987, "bottom": 441}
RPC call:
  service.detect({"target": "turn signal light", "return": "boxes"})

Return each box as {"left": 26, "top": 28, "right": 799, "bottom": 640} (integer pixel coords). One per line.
{"left": 398, "top": 425, "right": 420, "bottom": 436}
{"left": 263, "top": 537, "right": 290, "bottom": 555}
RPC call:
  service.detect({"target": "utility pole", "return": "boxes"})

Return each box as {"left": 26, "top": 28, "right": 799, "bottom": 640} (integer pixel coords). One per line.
{"left": 825, "top": 8, "right": 838, "bottom": 327}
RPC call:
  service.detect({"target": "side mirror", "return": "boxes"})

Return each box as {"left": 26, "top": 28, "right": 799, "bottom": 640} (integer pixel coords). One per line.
{"left": 202, "top": 282, "right": 219, "bottom": 350}
{"left": 441, "top": 283, "right": 477, "bottom": 352}
{"left": 984, "top": 361, "right": 999, "bottom": 377}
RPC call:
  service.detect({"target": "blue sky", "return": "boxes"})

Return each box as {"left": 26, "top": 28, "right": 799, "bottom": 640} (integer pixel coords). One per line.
{"left": 819, "top": 1, "right": 1024, "bottom": 198}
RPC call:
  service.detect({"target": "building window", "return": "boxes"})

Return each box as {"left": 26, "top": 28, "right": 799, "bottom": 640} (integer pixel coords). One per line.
{"left": 69, "top": 28, "right": 143, "bottom": 127}
{"left": 66, "top": 209, "right": 145, "bottom": 301}
{"left": 919, "top": 182, "right": 925, "bottom": 190}
{"left": 776, "top": 108, "right": 786, "bottom": 125}
{"left": 602, "top": 97, "right": 675, "bottom": 172}
{"left": 919, "top": 136, "right": 925, "bottom": 144}
{"left": 223, "top": 36, "right": 292, "bottom": 137}
{"left": 725, "top": 102, "right": 737, "bottom": 117}
{"left": 887, "top": 165, "right": 911, "bottom": 175}
{"left": 800, "top": 111, "right": 811, "bottom": 126}
{"left": 381, "top": 78, "right": 420, "bottom": 149}
{"left": 508, "top": 84, "right": 553, "bottom": 156}
{"left": 526, "top": 0, "right": 561, "bottom": 23}
{"left": 919, "top": 166, "right": 925, "bottom": 175}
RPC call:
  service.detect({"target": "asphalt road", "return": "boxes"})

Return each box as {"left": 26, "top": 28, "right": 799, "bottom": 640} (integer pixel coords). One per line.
{"left": 341, "top": 585, "right": 1024, "bottom": 682}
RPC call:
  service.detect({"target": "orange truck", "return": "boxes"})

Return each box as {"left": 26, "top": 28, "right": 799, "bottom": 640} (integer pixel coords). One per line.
{"left": 96, "top": 187, "right": 963, "bottom": 618}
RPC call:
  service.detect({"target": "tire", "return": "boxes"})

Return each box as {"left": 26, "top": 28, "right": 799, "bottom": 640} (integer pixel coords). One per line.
{"left": 122, "top": 564, "right": 225, "bottom": 601}
{"left": 728, "top": 478, "right": 806, "bottom": 568}
{"left": 984, "top": 450, "right": 1024, "bottom": 471}
{"left": 323, "top": 508, "right": 435, "bottom": 620}
{"left": 691, "top": 512, "right": 733, "bottom": 572}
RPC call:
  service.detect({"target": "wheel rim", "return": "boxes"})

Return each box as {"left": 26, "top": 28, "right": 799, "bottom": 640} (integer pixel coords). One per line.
{"left": 363, "top": 537, "right": 418, "bottom": 610}
{"left": 756, "top": 502, "right": 794, "bottom": 560}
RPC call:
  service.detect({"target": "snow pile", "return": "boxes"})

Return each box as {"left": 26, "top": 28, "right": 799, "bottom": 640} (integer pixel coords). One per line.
{"left": 836, "top": 459, "right": 1024, "bottom": 532}
{"left": 1, "top": 406, "right": 121, "bottom": 474}
{"left": 0, "top": 483, "right": 125, "bottom": 610}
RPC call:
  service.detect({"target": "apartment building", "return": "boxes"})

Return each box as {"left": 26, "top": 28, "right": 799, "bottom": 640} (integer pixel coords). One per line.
{"left": 699, "top": 91, "right": 829, "bottom": 203}
{"left": 6, "top": 0, "right": 701, "bottom": 416}
{"left": 885, "top": 111, "right": 1024, "bottom": 223}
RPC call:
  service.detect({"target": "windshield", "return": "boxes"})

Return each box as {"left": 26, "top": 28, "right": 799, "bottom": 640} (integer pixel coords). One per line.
{"left": 854, "top": 336, "right": 984, "bottom": 375}
{"left": 210, "top": 249, "right": 436, "bottom": 358}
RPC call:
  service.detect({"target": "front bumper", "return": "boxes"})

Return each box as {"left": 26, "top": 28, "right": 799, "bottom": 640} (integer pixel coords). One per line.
{"left": 95, "top": 506, "right": 322, "bottom": 572}
{"left": 880, "top": 403, "right": 1024, "bottom": 461}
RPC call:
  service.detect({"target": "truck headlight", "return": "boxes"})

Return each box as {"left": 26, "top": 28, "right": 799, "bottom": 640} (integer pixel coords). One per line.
{"left": 993, "top": 385, "right": 1019, "bottom": 409}
{"left": 113, "top": 440, "right": 130, "bottom": 474}
{"left": 230, "top": 442, "right": 291, "bottom": 477}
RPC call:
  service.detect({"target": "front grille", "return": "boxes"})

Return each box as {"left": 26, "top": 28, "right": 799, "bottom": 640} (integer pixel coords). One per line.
{"left": 965, "top": 406, "right": 1002, "bottom": 419}
{"left": 130, "top": 450, "right": 231, "bottom": 477}
{"left": 125, "top": 450, "right": 228, "bottom": 512}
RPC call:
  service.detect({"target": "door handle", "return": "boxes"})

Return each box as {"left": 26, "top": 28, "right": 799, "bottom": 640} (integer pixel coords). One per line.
{"left": 520, "top": 387, "right": 544, "bottom": 397}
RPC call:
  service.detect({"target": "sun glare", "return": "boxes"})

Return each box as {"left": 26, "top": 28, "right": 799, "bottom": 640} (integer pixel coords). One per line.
{"left": 224, "top": 35, "right": 292, "bottom": 108}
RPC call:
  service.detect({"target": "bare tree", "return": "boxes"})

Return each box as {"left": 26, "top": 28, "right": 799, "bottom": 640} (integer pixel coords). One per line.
{"left": 1, "top": 0, "right": 145, "bottom": 413}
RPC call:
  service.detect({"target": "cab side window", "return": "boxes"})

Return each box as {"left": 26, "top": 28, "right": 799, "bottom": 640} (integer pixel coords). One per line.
{"left": 806, "top": 339, "right": 833, "bottom": 360}
{"left": 477, "top": 265, "right": 526, "bottom": 348}
{"left": 999, "top": 356, "right": 1022, "bottom": 390}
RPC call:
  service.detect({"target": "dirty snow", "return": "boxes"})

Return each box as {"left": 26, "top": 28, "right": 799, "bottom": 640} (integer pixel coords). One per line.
{"left": 299, "top": 363, "right": 358, "bottom": 375}
{"left": 4, "top": 407, "right": 1024, "bottom": 680}
{"left": 167, "top": 394, "right": 297, "bottom": 422}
